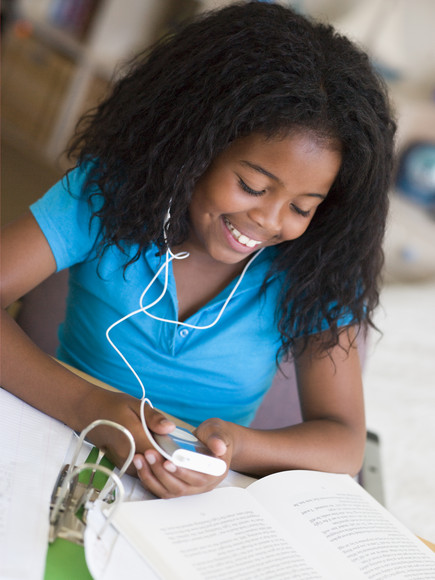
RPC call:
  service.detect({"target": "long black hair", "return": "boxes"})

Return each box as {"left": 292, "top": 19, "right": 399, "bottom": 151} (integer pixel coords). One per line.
{"left": 67, "top": 1, "right": 396, "bottom": 357}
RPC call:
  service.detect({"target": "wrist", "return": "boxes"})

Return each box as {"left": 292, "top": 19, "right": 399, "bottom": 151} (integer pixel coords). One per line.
{"left": 70, "top": 381, "right": 109, "bottom": 433}
{"left": 226, "top": 422, "right": 250, "bottom": 471}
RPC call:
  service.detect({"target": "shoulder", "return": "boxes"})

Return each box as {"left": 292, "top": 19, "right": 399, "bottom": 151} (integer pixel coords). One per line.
{"left": 31, "top": 163, "right": 98, "bottom": 214}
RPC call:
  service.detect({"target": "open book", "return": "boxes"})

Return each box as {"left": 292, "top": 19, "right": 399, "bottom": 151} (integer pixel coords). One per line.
{"left": 105, "top": 470, "right": 435, "bottom": 580}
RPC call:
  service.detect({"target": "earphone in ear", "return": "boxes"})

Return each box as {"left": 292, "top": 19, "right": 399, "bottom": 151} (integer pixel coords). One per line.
{"left": 163, "top": 199, "right": 172, "bottom": 246}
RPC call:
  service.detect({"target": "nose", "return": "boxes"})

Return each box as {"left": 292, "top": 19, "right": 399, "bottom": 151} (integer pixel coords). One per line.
{"left": 248, "top": 198, "right": 285, "bottom": 239}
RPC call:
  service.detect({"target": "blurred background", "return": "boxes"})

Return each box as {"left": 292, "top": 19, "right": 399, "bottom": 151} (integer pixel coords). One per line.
{"left": 2, "top": 0, "right": 435, "bottom": 540}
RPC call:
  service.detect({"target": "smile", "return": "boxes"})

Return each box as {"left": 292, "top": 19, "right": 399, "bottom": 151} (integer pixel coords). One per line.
{"left": 224, "top": 217, "right": 262, "bottom": 248}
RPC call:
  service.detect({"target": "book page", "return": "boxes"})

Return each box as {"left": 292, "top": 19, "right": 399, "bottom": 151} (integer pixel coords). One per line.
{"left": 112, "top": 486, "right": 362, "bottom": 580}
{"left": 250, "top": 471, "right": 435, "bottom": 580}
{"left": 85, "top": 468, "right": 256, "bottom": 578}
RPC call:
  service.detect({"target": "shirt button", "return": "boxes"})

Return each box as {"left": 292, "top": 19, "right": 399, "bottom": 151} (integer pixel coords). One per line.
{"left": 179, "top": 328, "right": 189, "bottom": 338}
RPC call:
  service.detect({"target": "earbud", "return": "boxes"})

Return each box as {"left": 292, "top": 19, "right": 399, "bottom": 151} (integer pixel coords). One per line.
{"left": 163, "top": 199, "right": 172, "bottom": 245}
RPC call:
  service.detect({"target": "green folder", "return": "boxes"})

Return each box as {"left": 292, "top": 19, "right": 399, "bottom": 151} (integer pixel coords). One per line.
{"left": 44, "top": 448, "right": 114, "bottom": 580}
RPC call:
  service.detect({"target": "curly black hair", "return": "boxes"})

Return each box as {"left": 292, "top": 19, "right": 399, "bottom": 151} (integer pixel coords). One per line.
{"left": 67, "top": 1, "right": 396, "bottom": 357}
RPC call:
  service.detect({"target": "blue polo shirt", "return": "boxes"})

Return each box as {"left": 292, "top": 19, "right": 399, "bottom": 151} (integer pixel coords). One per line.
{"left": 31, "top": 166, "right": 287, "bottom": 426}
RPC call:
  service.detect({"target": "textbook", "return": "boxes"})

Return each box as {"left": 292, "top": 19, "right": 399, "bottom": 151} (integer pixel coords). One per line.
{"left": 109, "top": 470, "right": 435, "bottom": 580}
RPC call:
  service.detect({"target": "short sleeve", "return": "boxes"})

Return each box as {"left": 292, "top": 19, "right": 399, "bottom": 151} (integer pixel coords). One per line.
{"left": 30, "top": 165, "right": 101, "bottom": 271}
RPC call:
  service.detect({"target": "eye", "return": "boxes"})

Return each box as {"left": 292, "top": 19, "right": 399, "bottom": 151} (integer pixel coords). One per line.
{"left": 290, "top": 203, "right": 311, "bottom": 218}
{"left": 238, "top": 177, "right": 266, "bottom": 197}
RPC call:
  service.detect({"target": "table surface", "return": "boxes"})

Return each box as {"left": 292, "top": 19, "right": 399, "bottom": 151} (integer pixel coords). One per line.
{"left": 57, "top": 360, "right": 435, "bottom": 552}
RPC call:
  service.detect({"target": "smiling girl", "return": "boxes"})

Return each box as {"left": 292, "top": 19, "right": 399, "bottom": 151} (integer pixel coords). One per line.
{"left": 1, "top": 2, "right": 395, "bottom": 498}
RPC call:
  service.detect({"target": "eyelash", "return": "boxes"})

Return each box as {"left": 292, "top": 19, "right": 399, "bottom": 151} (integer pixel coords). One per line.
{"left": 238, "top": 177, "right": 265, "bottom": 197}
{"left": 290, "top": 204, "right": 311, "bottom": 218}
{"left": 239, "top": 177, "right": 312, "bottom": 218}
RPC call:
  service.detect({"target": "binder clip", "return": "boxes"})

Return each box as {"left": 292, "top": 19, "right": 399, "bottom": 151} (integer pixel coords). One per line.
{"left": 48, "top": 419, "right": 135, "bottom": 545}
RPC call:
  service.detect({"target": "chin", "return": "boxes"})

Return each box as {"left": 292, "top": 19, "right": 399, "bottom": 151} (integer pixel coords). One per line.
{"left": 210, "top": 247, "right": 257, "bottom": 266}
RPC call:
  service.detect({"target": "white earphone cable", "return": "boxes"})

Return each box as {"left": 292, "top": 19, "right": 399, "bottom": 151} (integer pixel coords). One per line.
{"left": 106, "top": 244, "right": 264, "bottom": 448}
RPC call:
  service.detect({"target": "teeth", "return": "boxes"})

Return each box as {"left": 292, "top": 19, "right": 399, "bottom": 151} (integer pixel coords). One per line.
{"left": 224, "top": 218, "right": 261, "bottom": 248}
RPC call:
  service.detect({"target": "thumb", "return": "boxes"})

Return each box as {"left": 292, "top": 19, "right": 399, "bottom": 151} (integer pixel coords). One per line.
{"left": 196, "top": 419, "right": 230, "bottom": 457}
{"left": 142, "top": 403, "right": 175, "bottom": 434}
{"left": 207, "top": 435, "right": 228, "bottom": 457}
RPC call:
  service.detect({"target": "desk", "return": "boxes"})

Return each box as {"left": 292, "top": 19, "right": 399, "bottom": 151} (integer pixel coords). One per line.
{"left": 1, "top": 378, "right": 434, "bottom": 580}
{"left": 48, "top": 362, "right": 435, "bottom": 557}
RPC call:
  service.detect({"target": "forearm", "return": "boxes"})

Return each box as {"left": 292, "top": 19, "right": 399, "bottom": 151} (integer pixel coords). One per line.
{"left": 1, "top": 308, "right": 105, "bottom": 432}
{"left": 225, "top": 326, "right": 366, "bottom": 478}
{"left": 228, "top": 418, "right": 366, "bottom": 477}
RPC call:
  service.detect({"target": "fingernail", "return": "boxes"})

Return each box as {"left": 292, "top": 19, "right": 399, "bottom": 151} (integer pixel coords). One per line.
{"left": 164, "top": 462, "right": 176, "bottom": 473}
{"left": 160, "top": 418, "right": 173, "bottom": 426}
{"left": 145, "top": 452, "right": 156, "bottom": 465}
{"left": 133, "top": 457, "right": 143, "bottom": 470}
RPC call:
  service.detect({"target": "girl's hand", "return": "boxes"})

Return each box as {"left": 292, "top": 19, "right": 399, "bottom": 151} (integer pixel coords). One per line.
{"left": 133, "top": 418, "right": 234, "bottom": 498}
{"left": 80, "top": 388, "right": 175, "bottom": 475}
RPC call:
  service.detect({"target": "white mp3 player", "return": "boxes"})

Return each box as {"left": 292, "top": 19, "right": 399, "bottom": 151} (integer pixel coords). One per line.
{"left": 152, "top": 426, "right": 227, "bottom": 477}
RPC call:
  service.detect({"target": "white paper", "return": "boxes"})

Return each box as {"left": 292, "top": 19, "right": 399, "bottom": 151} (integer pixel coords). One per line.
{"left": 0, "top": 388, "right": 76, "bottom": 580}
{"left": 110, "top": 487, "right": 338, "bottom": 580}
{"left": 84, "top": 468, "right": 255, "bottom": 578}
{"left": 106, "top": 471, "right": 435, "bottom": 580}
{"left": 250, "top": 471, "right": 435, "bottom": 579}
{"left": 85, "top": 500, "right": 161, "bottom": 580}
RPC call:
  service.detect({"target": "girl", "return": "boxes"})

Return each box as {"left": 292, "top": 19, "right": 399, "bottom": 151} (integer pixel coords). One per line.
{"left": 1, "top": 2, "right": 395, "bottom": 498}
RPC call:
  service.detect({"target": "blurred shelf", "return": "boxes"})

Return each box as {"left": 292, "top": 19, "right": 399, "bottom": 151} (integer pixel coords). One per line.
{"left": 2, "top": 0, "right": 201, "bottom": 165}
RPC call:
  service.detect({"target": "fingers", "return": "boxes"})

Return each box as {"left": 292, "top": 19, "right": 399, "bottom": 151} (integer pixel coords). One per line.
{"left": 195, "top": 418, "right": 232, "bottom": 458}
{"left": 142, "top": 404, "right": 175, "bottom": 435}
{"left": 133, "top": 449, "right": 225, "bottom": 499}
{"left": 128, "top": 415, "right": 234, "bottom": 498}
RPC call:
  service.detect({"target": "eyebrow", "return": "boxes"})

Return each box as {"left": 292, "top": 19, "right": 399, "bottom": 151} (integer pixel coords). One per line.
{"left": 240, "top": 160, "right": 327, "bottom": 200}
{"left": 240, "top": 160, "right": 281, "bottom": 184}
